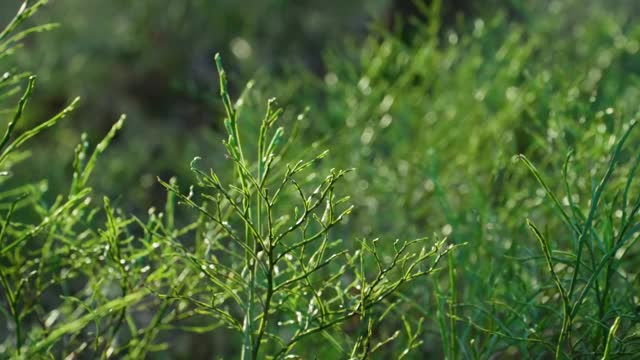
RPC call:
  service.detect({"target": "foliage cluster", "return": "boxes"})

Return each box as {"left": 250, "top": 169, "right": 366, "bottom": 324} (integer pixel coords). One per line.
{"left": 1, "top": 0, "right": 640, "bottom": 358}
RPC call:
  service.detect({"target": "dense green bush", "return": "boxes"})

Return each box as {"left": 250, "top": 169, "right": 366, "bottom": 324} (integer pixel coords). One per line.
{"left": 1, "top": 2, "right": 449, "bottom": 358}
{"left": 272, "top": 0, "right": 640, "bottom": 356}
{"left": 2, "top": 0, "right": 640, "bottom": 358}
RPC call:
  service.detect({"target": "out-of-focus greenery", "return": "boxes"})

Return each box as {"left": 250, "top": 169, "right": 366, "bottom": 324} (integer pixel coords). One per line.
{"left": 0, "top": 0, "right": 522, "bottom": 210}
{"left": 2, "top": 0, "right": 640, "bottom": 358}
{"left": 1, "top": 0, "right": 388, "bottom": 211}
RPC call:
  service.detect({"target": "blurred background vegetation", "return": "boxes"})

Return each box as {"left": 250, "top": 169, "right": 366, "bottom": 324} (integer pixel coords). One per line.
{"left": 0, "top": 0, "right": 521, "bottom": 212}
{"left": 2, "top": 0, "right": 640, "bottom": 357}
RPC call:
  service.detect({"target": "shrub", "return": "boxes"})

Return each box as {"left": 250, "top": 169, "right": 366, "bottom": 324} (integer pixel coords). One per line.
{"left": 2, "top": 0, "right": 640, "bottom": 358}
{"left": 1, "top": 3, "right": 451, "bottom": 358}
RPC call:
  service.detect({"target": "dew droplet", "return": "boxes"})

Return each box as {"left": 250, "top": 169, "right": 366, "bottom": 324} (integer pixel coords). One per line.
{"left": 230, "top": 37, "right": 252, "bottom": 60}
{"left": 379, "top": 114, "right": 393, "bottom": 128}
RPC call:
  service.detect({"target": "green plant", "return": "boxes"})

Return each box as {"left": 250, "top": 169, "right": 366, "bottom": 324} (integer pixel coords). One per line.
{"left": 521, "top": 118, "right": 640, "bottom": 358}
{"left": 152, "top": 54, "right": 454, "bottom": 359}
{"left": 0, "top": 3, "right": 140, "bottom": 358}
{"left": 266, "top": 0, "right": 640, "bottom": 357}
{"left": 4, "top": 0, "right": 640, "bottom": 358}
{"left": 1, "top": 3, "right": 454, "bottom": 357}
